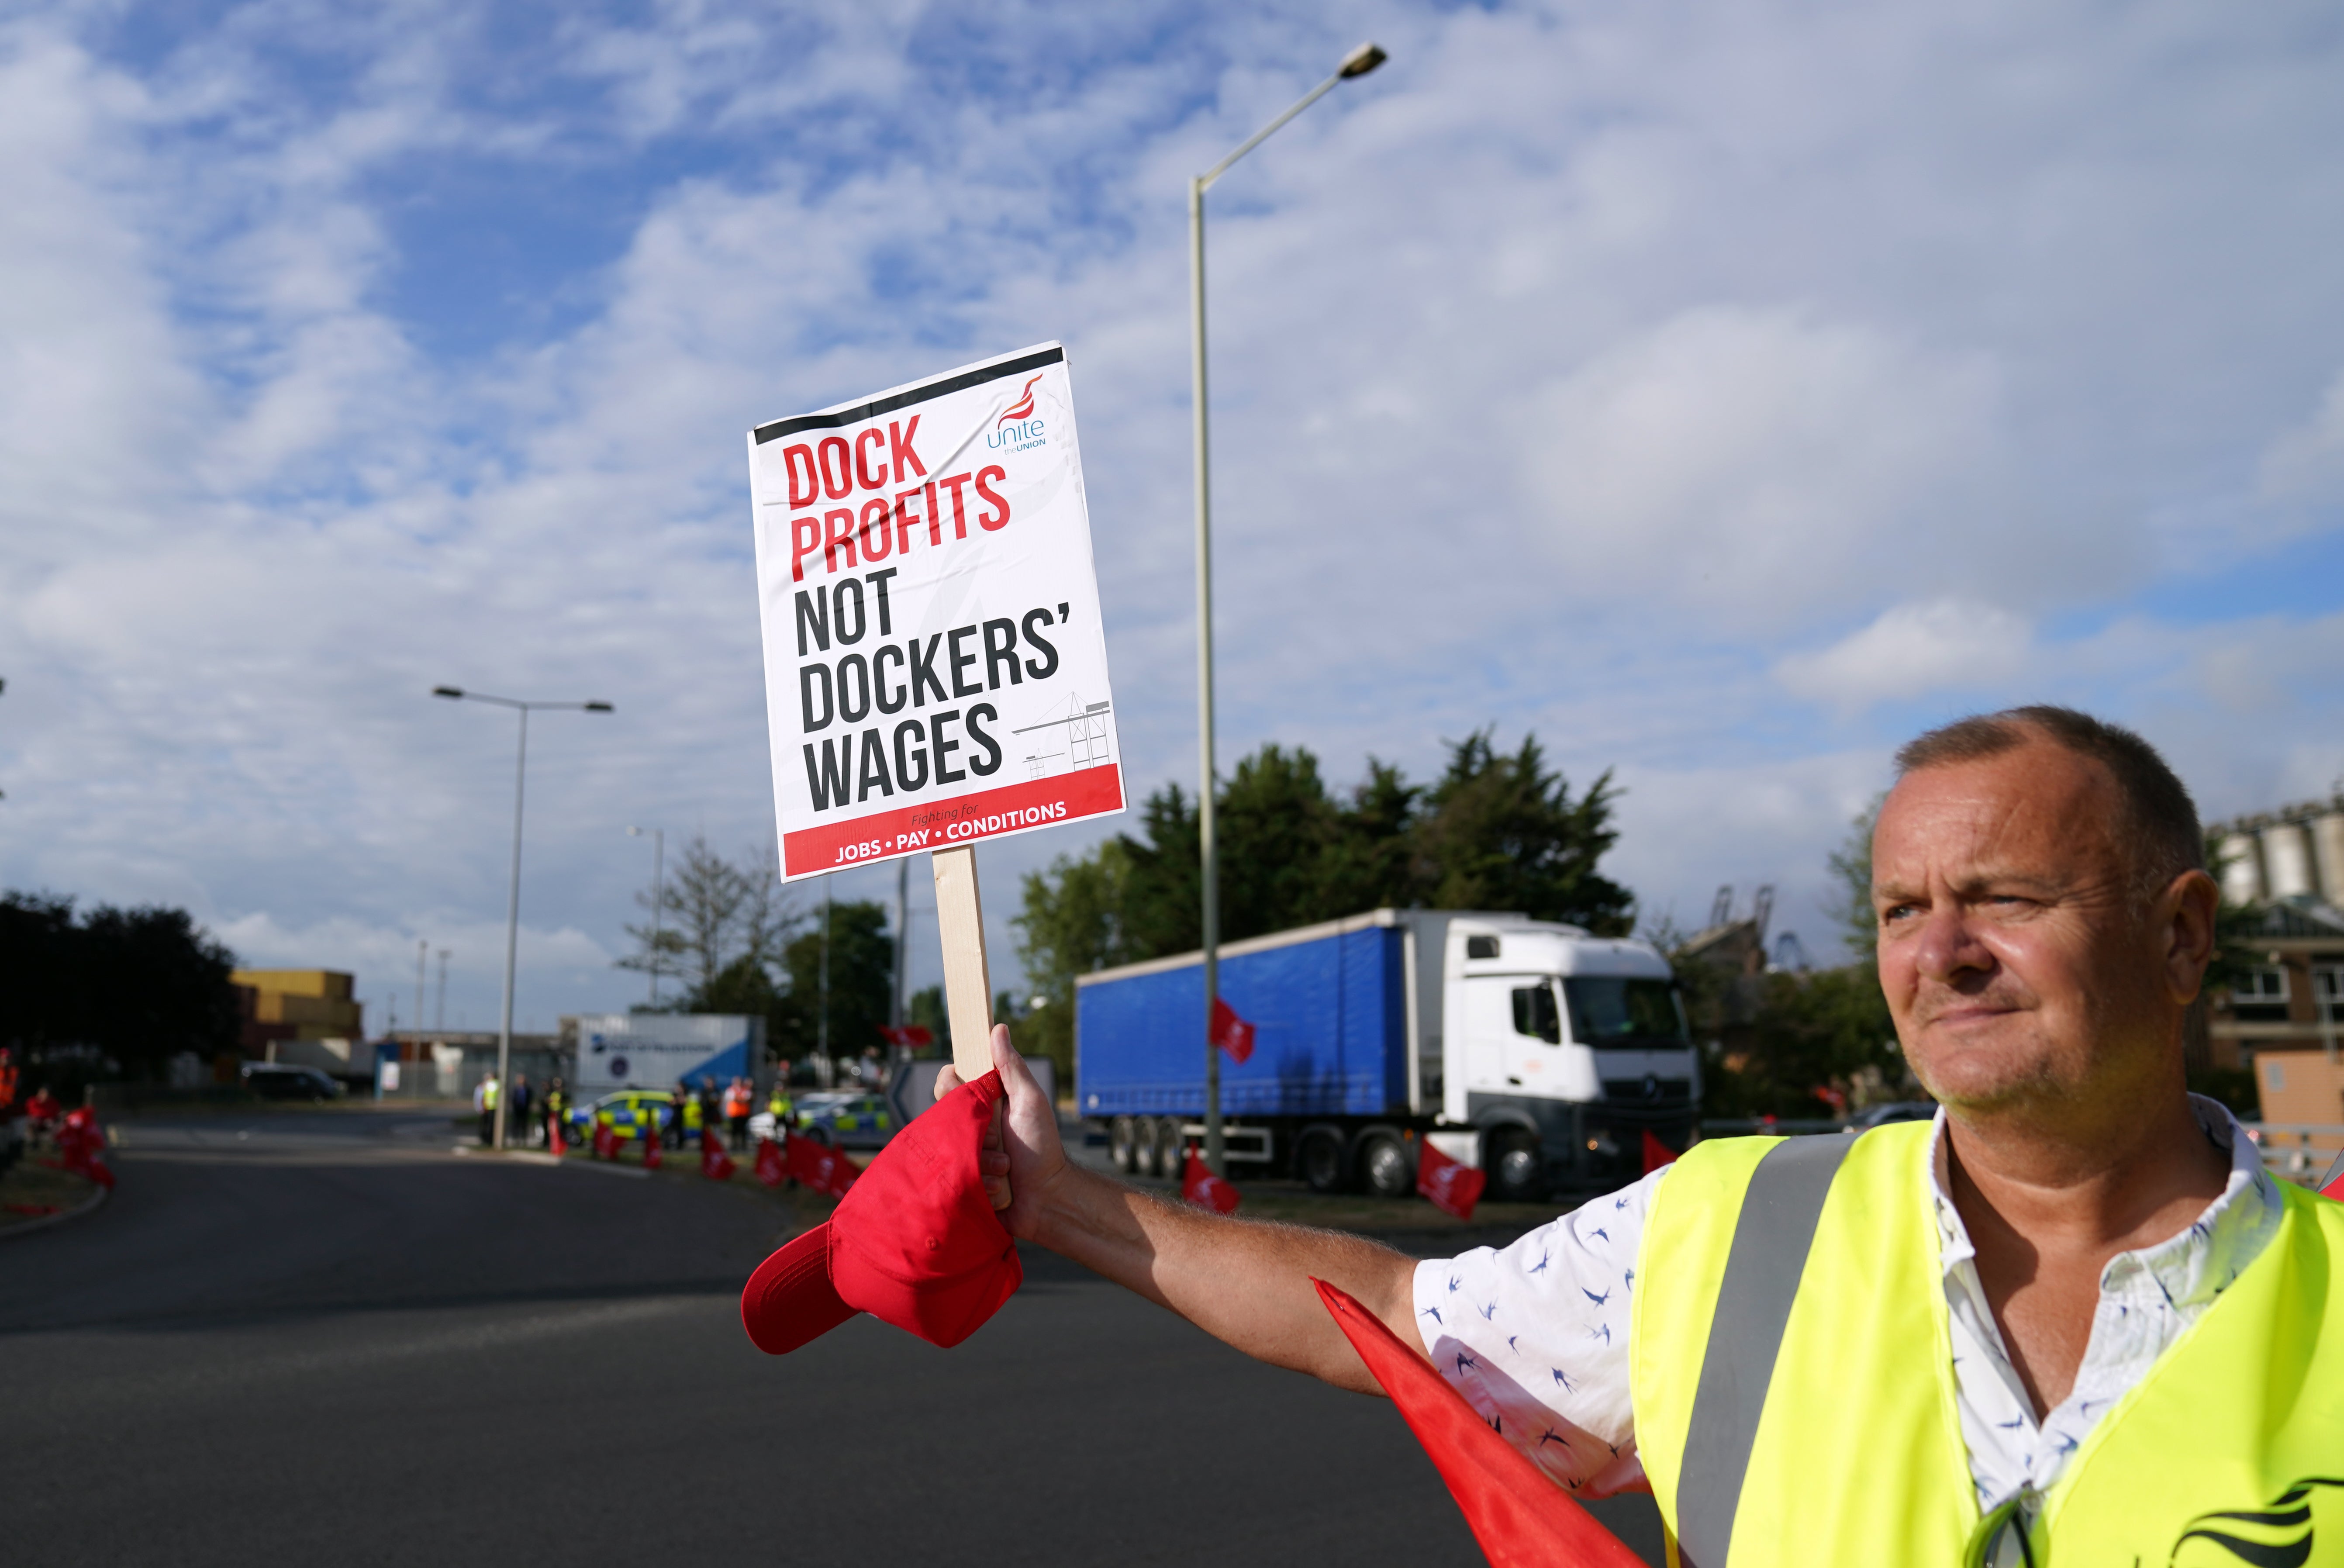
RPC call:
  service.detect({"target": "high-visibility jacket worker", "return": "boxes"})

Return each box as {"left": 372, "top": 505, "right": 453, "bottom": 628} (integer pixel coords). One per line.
{"left": 682, "top": 1094, "right": 703, "bottom": 1132}
{"left": 1621, "top": 1123, "right": 2344, "bottom": 1567}
{"left": 768, "top": 1085, "right": 795, "bottom": 1126}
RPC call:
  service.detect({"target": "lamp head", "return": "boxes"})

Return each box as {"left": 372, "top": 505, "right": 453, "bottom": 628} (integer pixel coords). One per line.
{"left": 432, "top": 686, "right": 464, "bottom": 700}
{"left": 1338, "top": 41, "right": 1387, "bottom": 78}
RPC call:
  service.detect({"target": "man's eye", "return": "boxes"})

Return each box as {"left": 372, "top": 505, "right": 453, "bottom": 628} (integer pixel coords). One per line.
{"left": 1880, "top": 904, "right": 1916, "bottom": 923}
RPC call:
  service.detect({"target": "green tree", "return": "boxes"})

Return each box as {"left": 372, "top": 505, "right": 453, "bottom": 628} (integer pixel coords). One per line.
{"left": 1012, "top": 838, "right": 1133, "bottom": 1078}
{"left": 1315, "top": 760, "right": 1425, "bottom": 916}
{"left": 772, "top": 900, "right": 894, "bottom": 1063}
{"left": 1709, "top": 964, "right": 1902, "bottom": 1119}
{"left": 1413, "top": 729, "right": 1634, "bottom": 933}
{"left": 0, "top": 892, "right": 241, "bottom": 1083}
{"left": 1827, "top": 793, "right": 1888, "bottom": 959}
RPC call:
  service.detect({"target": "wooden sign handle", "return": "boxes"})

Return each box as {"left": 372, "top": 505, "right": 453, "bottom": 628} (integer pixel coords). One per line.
{"left": 930, "top": 845, "right": 996, "bottom": 1081}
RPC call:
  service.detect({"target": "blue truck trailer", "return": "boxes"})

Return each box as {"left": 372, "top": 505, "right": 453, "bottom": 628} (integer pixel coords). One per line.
{"left": 1075, "top": 908, "right": 1700, "bottom": 1202}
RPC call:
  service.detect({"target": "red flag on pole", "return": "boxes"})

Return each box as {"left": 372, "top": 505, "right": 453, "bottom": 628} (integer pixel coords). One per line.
{"left": 755, "top": 1136, "right": 787, "bottom": 1188}
{"left": 1209, "top": 995, "right": 1256, "bottom": 1064}
{"left": 877, "top": 1025, "right": 934, "bottom": 1050}
{"left": 701, "top": 1128, "right": 737, "bottom": 1181}
{"left": 1417, "top": 1138, "right": 1486, "bottom": 1221}
{"left": 592, "top": 1122, "right": 616, "bottom": 1160}
{"left": 1315, "top": 1278, "right": 1650, "bottom": 1568}
{"left": 788, "top": 1133, "right": 859, "bottom": 1199}
{"left": 1640, "top": 1130, "right": 1679, "bottom": 1175}
{"left": 1181, "top": 1150, "right": 1241, "bottom": 1214}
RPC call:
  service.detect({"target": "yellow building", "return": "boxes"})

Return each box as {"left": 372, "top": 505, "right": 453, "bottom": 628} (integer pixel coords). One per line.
{"left": 231, "top": 969, "right": 365, "bottom": 1043}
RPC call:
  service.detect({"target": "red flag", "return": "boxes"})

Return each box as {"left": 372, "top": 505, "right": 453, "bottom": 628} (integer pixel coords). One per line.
{"left": 788, "top": 1133, "right": 859, "bottom": 1198}
{"left": 1640, "top": 1130, "right": 1678, "bottom": 1175}
{"left": 592, "top": 1122, "right": 617, "bottom": 1159}
{"left": 547, "top": 1116, "right": 566, "bottom": 1157}
{"left": 1314, "top": 1278, "right": 1650, "bottom": 1568}
{"left": 754, "top": 1136, "right": 787, "bottom": 1188}
{"left": 1417, "top": 1139, "right": 1486, "bottom": 1221}
{"left": 642, "top": 1128, "right": 663, "bottom": 1171}
{"left": 877, "top": 1025, "right": 934, "bottom": 1050}
{"left": 1209, "top": 995, "right": 1256, "bottom": 1064}
{"left": 1181, "top": 1150, "right": 1241, "bottom": 1214}
{"left": 701, "top": 1129, "right": 737, "bottom": 1181}
{"left": 2320, "top": 1151, "right": 2343, "bottom": 1202}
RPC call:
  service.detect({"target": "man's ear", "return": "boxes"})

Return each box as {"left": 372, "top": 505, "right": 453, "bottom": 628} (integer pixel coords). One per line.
{"left": 2160, "top": 868, "right": 2220, "bottom": 1007}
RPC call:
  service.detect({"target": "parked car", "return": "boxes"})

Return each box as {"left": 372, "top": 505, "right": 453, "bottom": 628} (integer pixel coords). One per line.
{"left": 794, "top": 1091, "right": 899, "bottom": 1150}
{"left": 241, "top": 1063, "right": 344, "bottom": 1101}
{"left": 567, "top": 1089, "right": 674, "bottom": 1143}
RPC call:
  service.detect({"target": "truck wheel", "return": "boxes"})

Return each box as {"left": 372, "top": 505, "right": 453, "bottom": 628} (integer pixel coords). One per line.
{"left": 1135, "top": 1116, "right": 1167, "bottom": 1179}
{"left": 1357, "top": 1133, "right": 1413, "bottom": 1199}
{"left": 1487, "top": 1131, "right": 1543, "bottom": 1202}
{"left": 1298, "top": 1128, "right": 1346, "bottom": 1194}
{"left": 1156, "top": 1117, "right": 1189, "bottom": 1179}
{"left": 1108, "top": 1116, "right": 1138, "bottom": 1174}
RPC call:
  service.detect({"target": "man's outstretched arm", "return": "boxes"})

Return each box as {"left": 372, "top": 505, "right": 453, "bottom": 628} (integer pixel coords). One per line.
{"left": 940, "top": 1025, "right": 1427, "bottom": 1396}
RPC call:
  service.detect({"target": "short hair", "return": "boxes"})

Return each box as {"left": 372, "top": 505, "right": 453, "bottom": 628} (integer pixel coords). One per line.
{"left": 1893, "top": 705, "right": 2204, "bottom": 903}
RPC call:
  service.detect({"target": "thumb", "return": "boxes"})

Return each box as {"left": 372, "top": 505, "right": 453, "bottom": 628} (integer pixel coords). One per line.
{"left": 991, "top": 1023, "right": 1038, "bottom": 1102}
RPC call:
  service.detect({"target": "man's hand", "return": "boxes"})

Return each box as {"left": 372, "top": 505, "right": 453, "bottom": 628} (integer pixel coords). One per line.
{"left": 937, "top": 1021, "right": 1422, "bottom": 1395}
{"left": 933, "top": 1024, "right": 1065, "bottom": 1240}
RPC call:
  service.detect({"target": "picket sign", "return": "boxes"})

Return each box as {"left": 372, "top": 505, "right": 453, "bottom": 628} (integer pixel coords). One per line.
{"left": 747, "top": 344, "right": 1125, "bottom": 1078}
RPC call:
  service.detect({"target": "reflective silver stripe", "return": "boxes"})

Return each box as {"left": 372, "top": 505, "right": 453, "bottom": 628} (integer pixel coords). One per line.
{"left": 1674, "top": 1135, "right": 1856, "bottom": 1568}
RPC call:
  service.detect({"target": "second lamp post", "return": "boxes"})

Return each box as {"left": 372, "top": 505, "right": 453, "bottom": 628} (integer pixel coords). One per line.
{"left": 1191, "top": 41, "right": 1386, "bottom": 1177}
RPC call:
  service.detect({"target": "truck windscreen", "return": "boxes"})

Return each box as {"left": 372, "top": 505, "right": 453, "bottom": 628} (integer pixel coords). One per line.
{"left": 1563, "top": 977, "right": 1690, "bottom": 1046}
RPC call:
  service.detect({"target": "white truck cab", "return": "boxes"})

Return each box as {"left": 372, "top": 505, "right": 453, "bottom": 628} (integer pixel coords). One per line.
{"left": 1434, "top": 917, "right": 1700, "bottom": 1198}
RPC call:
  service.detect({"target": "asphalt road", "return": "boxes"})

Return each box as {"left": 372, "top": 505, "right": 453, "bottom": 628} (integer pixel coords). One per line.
{"left": 1, "top": 1108, "right": 1664, "bottom": 1566}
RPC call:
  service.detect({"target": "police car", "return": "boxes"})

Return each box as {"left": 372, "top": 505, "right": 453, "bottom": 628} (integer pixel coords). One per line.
{"left": 567, "top": 1089, "right": 675, "bottom": 1143}
{"left": 791, "top": 1091, "right": 899, "bottom": 1151}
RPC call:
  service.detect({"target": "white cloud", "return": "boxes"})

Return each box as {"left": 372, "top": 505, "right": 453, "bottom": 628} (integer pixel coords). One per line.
{"left": 2259, "top": 367, "right": 2344, "bottom": 502}
{"left": 4, "top": 0, "right": 2344, "bottom": 1029}
{"left": 1525, "top": 307, "right": 2005, "bottom": 630}
{"left": 1774, "top": 599, "right": 2034, "bottom": 711}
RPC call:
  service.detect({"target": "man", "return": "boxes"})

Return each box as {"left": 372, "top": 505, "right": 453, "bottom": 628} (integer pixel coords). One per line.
{"left": 725, "top": 1075, "right": 753, "bottom": 1153}
{"left": 945, "top": 707, "right": 2343, "bottom": 1565}
{"left": 473, "top": 1071, "right": 497, "bottom": 1146}
{"left": 508, "top": 1074, "right": 534, "bottom": 1147}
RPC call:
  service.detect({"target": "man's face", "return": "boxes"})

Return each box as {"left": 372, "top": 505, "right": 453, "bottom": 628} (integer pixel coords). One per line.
{"left": 1873, "top": 738, "right": 2184, "bottom": 1114}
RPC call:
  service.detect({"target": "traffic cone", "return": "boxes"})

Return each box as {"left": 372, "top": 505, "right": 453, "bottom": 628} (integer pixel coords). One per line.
{"left": 642, "top": 1126, "right": 663, "bottom": 1171}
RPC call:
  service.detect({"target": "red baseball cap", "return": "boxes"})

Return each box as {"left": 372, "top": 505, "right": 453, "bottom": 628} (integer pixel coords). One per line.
{"left": 741, "top": 1068, "right": 1022, "bottom": 1355}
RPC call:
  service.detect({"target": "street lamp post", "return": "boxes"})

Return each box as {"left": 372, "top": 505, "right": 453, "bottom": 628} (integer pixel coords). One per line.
{"left": 434, "top": 686, "right": 614, "bottom": 1148}
{"left": 628, "top": 825, "right": 666, "bottom": 1007}
{"left": 1191, "top": 41, "right": 1386, "bottom": 1177}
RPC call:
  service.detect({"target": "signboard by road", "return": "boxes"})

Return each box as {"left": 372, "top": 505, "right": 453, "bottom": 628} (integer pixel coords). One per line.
{"left": 748, "top": 343, "right": 1125, "bottom": 881}
{"left": 573, "top": 1013, "right": 761, "bottom": 1094}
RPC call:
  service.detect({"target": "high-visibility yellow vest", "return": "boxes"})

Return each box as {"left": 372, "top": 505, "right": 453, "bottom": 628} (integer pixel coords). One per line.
{"left": 1631, "top": 1124, "right": 2344, "bottom": 1568}
{"left": 481, "top": 1080, "right": 498, "bottom": 1109}
{"left": 683, "top": 1098, "right": 702, "bottom": 1129}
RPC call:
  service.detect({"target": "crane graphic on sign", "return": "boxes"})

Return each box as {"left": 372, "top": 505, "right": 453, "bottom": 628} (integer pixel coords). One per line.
{"left": 1012, "top": 694, "right": 1114, "bottom": 779}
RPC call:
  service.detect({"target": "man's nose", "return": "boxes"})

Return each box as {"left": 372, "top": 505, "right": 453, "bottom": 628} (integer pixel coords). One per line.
{"left": 1914, "top": 899, "right": 1992, "bottom": 985}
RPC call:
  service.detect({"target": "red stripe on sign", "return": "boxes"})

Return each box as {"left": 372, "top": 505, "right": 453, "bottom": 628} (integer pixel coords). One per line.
{"left": 783, "top": 767, "right": 1125, "bottom": 877}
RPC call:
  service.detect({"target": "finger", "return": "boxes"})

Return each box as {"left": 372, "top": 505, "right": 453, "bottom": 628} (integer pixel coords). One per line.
{"left": 934, "top": 1063, "right": 964, "bottom": 1103}
{"left": 991, "top": 1024, "right": 1039, "bottom": 1103}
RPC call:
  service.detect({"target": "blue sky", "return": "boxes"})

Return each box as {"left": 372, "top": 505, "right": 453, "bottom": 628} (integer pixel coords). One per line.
{"left": 5, "top": 0, "right": 2344, "bottom": 1034}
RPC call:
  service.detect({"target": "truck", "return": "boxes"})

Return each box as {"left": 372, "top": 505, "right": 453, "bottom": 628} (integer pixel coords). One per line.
{"left": 1074, "top": 908, "right": 1699, "bottom": 1202}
